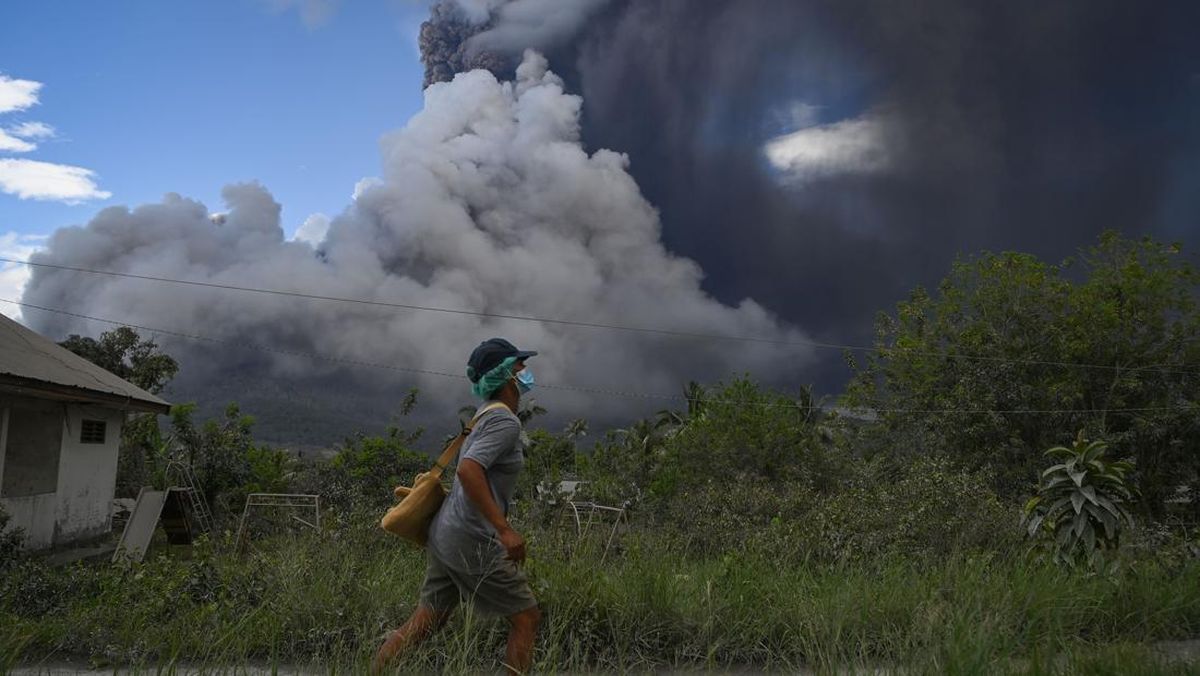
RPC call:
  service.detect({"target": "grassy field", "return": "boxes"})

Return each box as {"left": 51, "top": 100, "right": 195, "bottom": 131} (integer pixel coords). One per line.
{"left": 3, "top": 518, "right": 1199, "bottom": 675}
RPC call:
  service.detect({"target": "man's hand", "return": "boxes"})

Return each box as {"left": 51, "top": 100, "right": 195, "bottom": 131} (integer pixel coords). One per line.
{"left": 498, "top": 526, "right": 526, "bottom": 565}
{"left": 458, "top": 458, "right": 528, "bottom": 565}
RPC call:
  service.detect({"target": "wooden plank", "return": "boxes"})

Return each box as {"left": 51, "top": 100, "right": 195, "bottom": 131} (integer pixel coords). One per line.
{"left": 112, "top": 487, "right": 167, "bottom": 563}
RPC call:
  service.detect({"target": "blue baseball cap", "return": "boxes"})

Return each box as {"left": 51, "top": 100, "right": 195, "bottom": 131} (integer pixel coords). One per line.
{"left": 467, "top": 338, "right": 537, "bottom": 383}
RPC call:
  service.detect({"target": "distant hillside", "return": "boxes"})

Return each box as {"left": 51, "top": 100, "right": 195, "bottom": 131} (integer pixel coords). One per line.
{"left": 161, "top": 365, "right": 417, "bottom": 452}
{"left": 157, "top": 351, "right": 618, "bottom": 452}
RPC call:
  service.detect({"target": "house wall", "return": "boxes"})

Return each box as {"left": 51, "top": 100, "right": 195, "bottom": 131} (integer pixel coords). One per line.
{"left": 53, "top": 406, "right": 124, "bottom": 543}
{"left": 0, "top": 396, "right": 124, "bottom": 549}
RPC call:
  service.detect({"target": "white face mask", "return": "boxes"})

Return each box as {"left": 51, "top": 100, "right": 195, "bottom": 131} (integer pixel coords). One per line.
{"left": 514, "top": 368, "right": 535, "bottom": 394}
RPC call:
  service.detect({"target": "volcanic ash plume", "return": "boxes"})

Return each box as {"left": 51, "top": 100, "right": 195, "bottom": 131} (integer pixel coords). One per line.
{"left": 23, "top": 52, "right": 813, "bottom": 430}
{"left": 418, "top": 1, "right": 501, "bottom": 87}
{"left": 420, "top": 0, "right": 609, "bottom": 87}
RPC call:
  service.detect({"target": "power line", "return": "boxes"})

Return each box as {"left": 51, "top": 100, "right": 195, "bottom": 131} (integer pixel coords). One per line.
{"left": 1, "top": 297, "right": 1191, "bottom": 417}
{"left": 1, "top": 256, "right": 1196, "bottom": 377}
{"left": 0, "top": 256, "right": 809, "bottom": 344}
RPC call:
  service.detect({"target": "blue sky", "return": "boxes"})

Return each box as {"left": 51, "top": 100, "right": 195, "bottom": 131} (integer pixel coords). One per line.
{"left": 0, "top": 1, "right": 432, "bottom": 268}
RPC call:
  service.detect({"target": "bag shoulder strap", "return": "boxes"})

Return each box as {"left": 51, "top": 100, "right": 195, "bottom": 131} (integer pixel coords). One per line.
{"left": 430, "top": 402, "right": 511, "bottom": 478}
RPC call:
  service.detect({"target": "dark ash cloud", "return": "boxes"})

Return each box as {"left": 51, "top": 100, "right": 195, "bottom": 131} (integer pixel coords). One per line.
{"left": 421, "top": 0, "right": 1200, "bottom": 389}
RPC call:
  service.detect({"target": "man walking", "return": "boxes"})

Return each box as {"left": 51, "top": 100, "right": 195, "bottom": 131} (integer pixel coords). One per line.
{"left": 373, "top": 338, "right": 542, "bottom": 675}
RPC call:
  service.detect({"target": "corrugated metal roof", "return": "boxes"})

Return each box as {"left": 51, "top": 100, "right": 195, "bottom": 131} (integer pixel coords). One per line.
{"left": 0, "top": 313, "right": 171, "bottom": 413}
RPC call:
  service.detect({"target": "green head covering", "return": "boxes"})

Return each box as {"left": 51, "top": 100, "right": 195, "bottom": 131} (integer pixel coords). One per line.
{"left": 468, "top": 355, "right": 519, "bottom": 400}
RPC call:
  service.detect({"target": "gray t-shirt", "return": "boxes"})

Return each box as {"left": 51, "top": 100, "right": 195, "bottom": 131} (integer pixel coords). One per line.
{"left": 427, "top": 403, "right": 525, "bottom": 573}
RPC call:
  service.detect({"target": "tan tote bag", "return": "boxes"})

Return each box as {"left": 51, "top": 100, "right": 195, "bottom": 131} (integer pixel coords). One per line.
{"left": 380, "top": 402, "right": 508, "bottom": 546}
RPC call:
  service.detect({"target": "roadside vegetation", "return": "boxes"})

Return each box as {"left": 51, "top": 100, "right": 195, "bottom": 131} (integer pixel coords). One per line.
{"left": 2, "top": 231, "right": 1198, "bottom": 673}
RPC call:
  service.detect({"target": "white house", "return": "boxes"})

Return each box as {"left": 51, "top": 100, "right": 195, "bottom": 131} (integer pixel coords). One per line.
{"left": 0, "top": 314, "right": 171, "bottom": 550}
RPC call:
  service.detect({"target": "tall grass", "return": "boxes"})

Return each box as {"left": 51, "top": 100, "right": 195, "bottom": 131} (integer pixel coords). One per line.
{"left": 3, "top": 521, "right": 1198, "bottom": 673}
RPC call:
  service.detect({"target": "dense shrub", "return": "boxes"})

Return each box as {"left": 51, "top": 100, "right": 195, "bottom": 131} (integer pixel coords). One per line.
{"left": 793, "top": 455, "right": 1019, "bottom": 563}
{"left": 576, "top": 427, "right": 654, "bottom": 508}
{"left": 581, "top": 378, "right": 847, "bottom": 512}
{"left": 643, "top": 454, "right": 1016, "bottom": 564}
{"left": 292, "top": 426, "right": 430, "bottom": 511}
{"left": 1023, "top": 434, "right": 1137, "bottom": 569}
{"left": 520, "top": 429, "right": 577, "bottom": 493}
{"left": 655, "top": 475, "right": 815, "bottom": 558}
{"left": 657, "top": 379, "right": 844, "bottom": 496}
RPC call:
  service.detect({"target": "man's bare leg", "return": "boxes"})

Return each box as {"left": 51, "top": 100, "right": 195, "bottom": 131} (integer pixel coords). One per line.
{"left": 503, "top": 605, "right": 541, "bottom": 675}
{"left": 371, "top": 605, "right": 450, "bottom": 675}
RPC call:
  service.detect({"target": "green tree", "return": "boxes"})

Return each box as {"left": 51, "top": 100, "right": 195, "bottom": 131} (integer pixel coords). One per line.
{"left": 658, "top": 378, "right": 837, "bottom": 496}
{"left": 583, "top": 378, "right": 839, "bottom": 508}
{"left": 296, "top": 426, "right": 429, "bottom": 510}
{"left": 169, "top": 402, "right": 259, "bottom": 516}
{"left": 59, "top": 326, "right": 178, "bottom": 394}
{"left": 844, "top": 232, "right": 1200, "bottom": 515}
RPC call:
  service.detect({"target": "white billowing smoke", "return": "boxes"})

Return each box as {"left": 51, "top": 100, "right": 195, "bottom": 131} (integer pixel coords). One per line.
{"left": 459, "top": 0, "right": 611, "bottom": 56}
{"left": 449, "top": 0, "right": 506, "bottom": 25}
{"left": 293, "top": 212, "right": 331, "bottom": 246}
{"left": 24, "top": 52, "right": 811, "bottom": 424}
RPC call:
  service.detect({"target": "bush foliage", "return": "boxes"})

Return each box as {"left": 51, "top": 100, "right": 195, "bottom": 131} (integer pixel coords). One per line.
{"left": 844, "top": 232, "right": 1200, "bottom": 516}
{"left": 1023, "top": 434, "right": 1137, "bottom": 569}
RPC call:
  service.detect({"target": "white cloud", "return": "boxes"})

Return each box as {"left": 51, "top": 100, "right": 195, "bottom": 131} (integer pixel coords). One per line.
{"left": 0, "top": 159, "right": 112, "bottom": 202}
{"left": 0, "top": 74, "right": 41, "bottom": 114}
{"left": 764, "top": 114, "right": 890, "bottom": 180}
{"left": 293, "top": 212, "right": 330, "bottom": 246}
{"left": 9, "top": 121, "right": 55, "bottom": 139}
{"left": 0, "top": 232, "right": 47, "bottom": 320}
{"left": 0, "top": 74, "right": 106, "bottom": 203}
{"left": 0, "top": 129, "right": 36, "bottom": 152}
{"left": 352, "top": 176, "right": 383, "bottom": 199}
{"left": 0, "top": 121, "right": 55, "bottom": 152}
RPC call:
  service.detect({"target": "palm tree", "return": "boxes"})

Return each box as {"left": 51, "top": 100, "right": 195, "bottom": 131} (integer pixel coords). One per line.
{"left": 564, "top": 418, "right": 589, "bottom": 444}
{"left": 794, "top": 384, "right": 819, "bottom": 425}
{"left": 653, "top": 408, "right": 685, "bottom": 433}
{"left": 618, "top": 419, "right": 662, "bottom": 460}
{"left": 654, "top": 381, "right": 707, "bottom": 437}
{"left": 518, "top": 399, "right": 547, "bottom": 425}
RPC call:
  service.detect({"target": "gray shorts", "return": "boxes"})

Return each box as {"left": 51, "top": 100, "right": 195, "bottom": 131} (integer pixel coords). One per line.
{"left": 419, "top": 550, "right": 538, "bottom": 618}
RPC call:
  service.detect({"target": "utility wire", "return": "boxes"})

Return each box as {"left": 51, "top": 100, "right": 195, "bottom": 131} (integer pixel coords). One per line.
{"left": 2, "top": 297, "right": 1191, "bottom": 417}
{"left": 1, "top": 256, "right": 1197, "bottom": 377}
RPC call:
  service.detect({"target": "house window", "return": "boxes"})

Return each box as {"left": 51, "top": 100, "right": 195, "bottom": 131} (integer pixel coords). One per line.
{"left": 2, "top": 403, "right": 64, "bottom": 497}
{"left": 81, "top": 419, "right": 107, "bottom": 445}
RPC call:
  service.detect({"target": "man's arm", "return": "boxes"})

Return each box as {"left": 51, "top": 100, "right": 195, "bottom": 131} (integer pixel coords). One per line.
{"left": 457, "top": 458, "right": 526, "bottom": 564}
